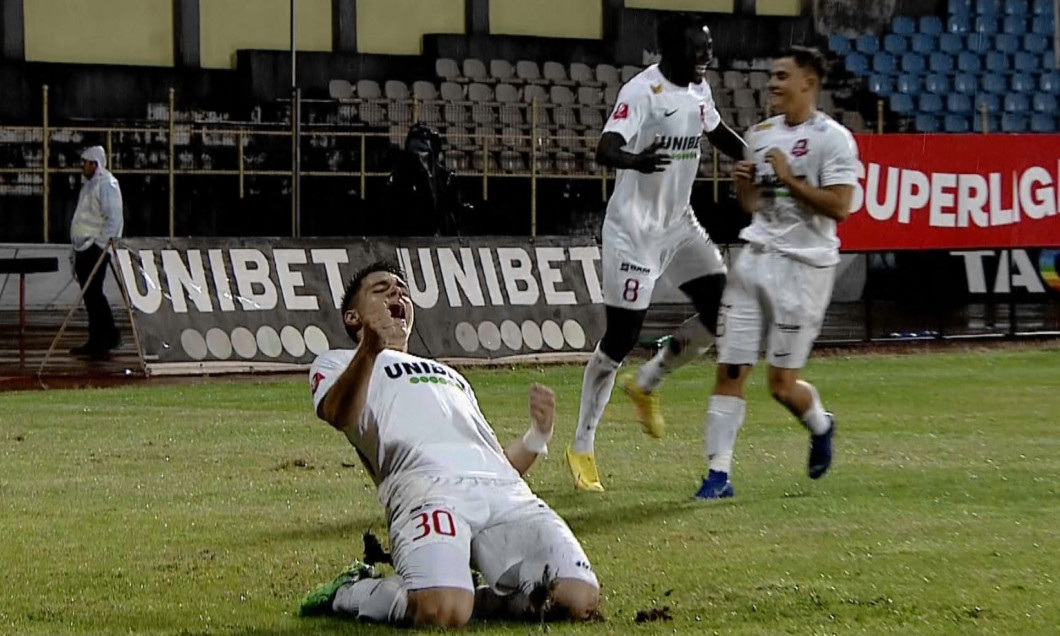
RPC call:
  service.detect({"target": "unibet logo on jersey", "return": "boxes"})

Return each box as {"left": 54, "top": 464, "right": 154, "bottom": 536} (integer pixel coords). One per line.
{"left": 383, "top": 360, "right": 467, "bottom": 391}
{"left": 657, "top": 135, "right": 701, "bottom": 161}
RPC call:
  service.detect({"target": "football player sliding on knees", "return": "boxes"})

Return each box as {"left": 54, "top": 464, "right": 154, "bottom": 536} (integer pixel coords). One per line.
{"left": 697, "top": 47, "right": 858, "bottom": 500}
{"left": 565, "top": 13, "right": 747, "bottom": 493}
{"left": 301, "top": 262, "right": 599, "bottom": 628}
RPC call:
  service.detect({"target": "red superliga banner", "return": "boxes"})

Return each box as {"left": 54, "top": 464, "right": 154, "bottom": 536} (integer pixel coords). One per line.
{"left": 840, "top": 134, "right": 1060, "bottom": 251}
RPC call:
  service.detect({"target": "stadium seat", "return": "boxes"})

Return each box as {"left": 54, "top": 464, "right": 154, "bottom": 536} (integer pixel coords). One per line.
{"left": 571, "top": 63, "right": 599, "bottom": 87}
{"left": 550, "top": 85, "right": 575, "bottom": 105}
{"left": 957, "top": 52, "right": 982, "bottom": 72}
{"left": 1033, "top": 0, "right": 1054, "bottom": 15}
{"left": 819, "top": 90, "right": 836, "bottom": 112}
{"left": 974, "top": 113, "right": 999, "bottom": 131}
{"left": 949, "top": 0, "right": 973, "bottom": 14}
{"left": 1014, "top": 52, "right": 1039, "bottom": 72}
{"left": 733, "top": 88, "right": 757, "bottom": 109}
{"left": 576, "top": 86, "right": 602, "bottom": 106}
{"left": 845, "top": 53, "right": 870, "bottom": 75}
{"left": 1041, "top": 71, "right": 1060, "bottom": 93}
{"left": 1001, "top": 113, "right": 1028, "bottom": 131}
{"left": 892, "top": 16, "right": 916, "bottom": 35}
{"left": 944, "top": 114, "right": 972, "bottom": 132}
{"left": 1024, "top": 33, "right": 1050, "bottom": 52}
{"left": 926, "top": 73, "right": 952, "bottom": 94}
{"left": 976, "top": 0, "right": 1001, "bottom": 15}
{"left": 868, "top": 73, "right": 894, "bottom": 95}
{"left": 748, "top": 71, "right": 770, "bottom": 90}
{"left": 621, "top": 65, "right": 641, "bottom": 83}
{"left": 955, "top": 72, "right": 978, "bottom": 94}
{"left": 1031, "top": 15, "right": 1053, "bottom": 34}
{"left": 468, "top": 83, "right": 493, "bottom": 102}
{"left": 911, "top": 33, "right": 937, "bottom": 53}
{"left": 920, "top": 94, "right": 944, "bottom": 112}
{"left": 828, "top": 34, "right": 852, "bottom": 55}
{"left": 463, "top": 59, "right": 489, "bottom": 83}
{"left": 915, "top": 113, "right": 941, "bottom": 131}
{"left": 939, "top": 33, "right": 963, "bottom": 52}
{"left": 440, "top": 81, "right": 465, "bottom": 101}
{"left": 1033, "top": 92, "right": 1059, "bottom": 113}
{"left": 490, "top": 60, "right": 515, "bottom": 83}
{"left": 890, "top": 93, "right": 916, "bottom": 114}
{"left": 1044, "top": 52, "right": 1057, "bottom": 71}
{"left": 985, "top": 51, "right": 1009, "bottom": 72}
{"left": 974, "top": 16, "right": 998, "bottom": 33}
{"left": 328, "top": 79, "right": 353, "bottom": 100}
{"left": 384, "top": 80, "right": 410, "bottom": 100}
{"left": 920, "top": 16, "right": 944, "bottom": 35}
{"left": 974, "top": 92, "right": 1001, "bottom": 113}
{"left": 522, "top": 84, "right": 549, "bottom": 105}
{"left": 982, "top": 73, "right": 1008, "bottom": 93}
{"left": 995, "top": 33, "right": 1021, "bottom": 52}
{"left": 356, "top": 79, "right": 382, "bottom": 99}
{"left": 856, "top": 34, "right": 880, "bottom": 54}
{"left": 578, "top": 106, "right": 604, "bottom": 129}
{"left": 516, "top": 60, "right": 545, "bottom": 84}
{"left": 897, "top": 73, "right": 921, "bottom": 95}
{"left": 723, "top": 70, "right": 747, "bottom": 89}
{"left": 884, "top": 34, "right": 909, "bottom": 54}
{"left": 929, "top": 52, "right": 954, "bottom": 72}
{"left": 495, "top": 83, "right": 521, "bottom": 104}
{"left": 596, "top": 64, "right": 620, "bottom": 86}
{"left": 542, "top": 61, "right": 571, "bottom": 85}
{"left": 1031, "top": 113, "right": 1058, "bottom": 131}
{"left": 901, "top": 53, "right": 926, "bottom": 73}
{"left": 1010, "top": 0, "right": 1031, "bottom": 14}
{"left": 966, "top": 32, "right": 992, "bottom": 52}
{"left": 948, "top": 93, "right": 973, "bottom": 113}
{"left": 436, "top": 58, "right": 462, "bottom": 82}
{"left": 1012, "top": 73, "right": 1037, "bottom": 93}
{"left": 444, "top": 102, "right": 470, "bottom": 126}
{"left": 413, "top": 80, "right": 439, "bottom": 100}
{"left": 1004, "top": 93, "right": 1030, "bottom": 112}
{"left": 948, "top": 16, "right": 972, "bottom": 33}
{"left": 1002, "top": 16, "right": 1028, "bottom": 34}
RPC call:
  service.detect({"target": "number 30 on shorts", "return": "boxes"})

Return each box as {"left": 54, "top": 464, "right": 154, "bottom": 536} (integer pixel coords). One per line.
{"left": 623, "top": 278, "right": 641, "bottom": 303}
{"left": 412, "top": 509, "right": 457, "bottom": 541}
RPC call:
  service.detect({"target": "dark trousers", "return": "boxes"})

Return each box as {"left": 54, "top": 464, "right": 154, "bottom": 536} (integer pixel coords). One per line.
{"left": 73, "top": 244, "right": 119, "bottom": 347}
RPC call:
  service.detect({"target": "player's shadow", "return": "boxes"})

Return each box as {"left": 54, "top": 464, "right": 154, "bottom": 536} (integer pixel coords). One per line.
{"left": 547, "top": 493, "right": 717, "bottom": 537}
{"left": 267, "top": 519, "right": 382, "bottom": 542}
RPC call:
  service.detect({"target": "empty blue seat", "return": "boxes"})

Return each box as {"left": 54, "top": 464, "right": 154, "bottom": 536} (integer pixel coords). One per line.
{"left": 1031, "top": 113, "right": 1058, "bottom": 131}
{"left": 948, "top": 16, "right": 972, "bottom": 33}
{"left": 1006, "top": 0, "right": 1030, "bottom": 15}
{"left": 911, "top": 33, "right": 937, "bottom": 54}
{"left": 857, "top": 34, "right": 880, "bottom": 54}
{"left": 1041, "top": 71, "right": 1060, "bottom": 93}
{"left": 845, "top": 53, "right": 870, "bottom": 74}
{"left": 920, "top": 16, "right": 944, "bottom": 34}
{"left": 985, "top": 51, "right": 1009, "bottom": 71}
{"left": 1005, "top": 93, "right": 1030, "bottom": 112}
{"left": 994, "top": 33, "right": 1020, "bottom": 52}
{"left": 949, "top": 0, "right": 973, "bottom": 15}
{"left": 1033, "top": 0, "right": 1054, "bottom": 16}
{"left": 975, "top": 16, "right": 999, "bottom": 33}
{"left": 892, "top": 16, "right": 916, "bottom": 35}
{"left": 868, "top": 74, "right": 894, "bottom": 95}
{"left": 1024, "top": 33, "right": 1050, "bottom": 52}
{"left": 874, "top": 52, "right": 898, "bottom": 73}
{"left": 1002, "top": 17, "right": 1028, "bottom": 35}
{"left": 966, "top": 32, "right": 992, "bottom": 51}
{"left": 974, "top": 92, "right": 1001, "bottom": 113}
{"left": 926, "top": 73, "right": 952, "bottom": 94}
{"left": 955, "top": 72, "right": 979, "bottom": 94}
{"left": 939, "top": 32, "right": 964, "bottom": 52}
{"left": 901, "top": 53, "right": 926, "bottom": 72}
{"left": 1014, "top": 52, "right": 1040, "bottom": 72}
{"left": 957, "top": 52, "right": 982, "bottom": 72}
{"left": 920, "top": 94, "right": 944, "bottom": 112}
{"left": 974, "top": 113, "right": 999, "bottom": 132}
{"left": 976, "top": 0, "right": 1001, "bottom": 15}
{"left": 928, "top": 52, "right": 954, "bottom": 72}
{"left": 1043, "top": 52, "right": 1057, "bottom": 71}
{"left": 1002, "top": 113, "right": 1028, "bottom": 131}
{"left": 1012, "top": 73, "right": 1037, "bottom": 93}
{"left": 828, "top": 34, "right": 852, "bottom": 55}
{"left": 1032, "top": 15, "right": 1053, "bottom": 34}
{"left": 948, "top": 93, "right": 973, "bottom": 113}
{"left": 915, "top": 114, "right": 941, "bottom": 132}
{"left": 897, "top": 73, "right": 921, "bottom": 94}
{"left": 890, "top": 93, "right": 915, "bottom": 113}
{"left": 983, "top": 72, "right": 1008, "bottom": 93}
{"left": 944, "top": 115, "right": 972, "bottom": 132}
{"left": 1034, "top": 92, "right": 1059, "bottom": 113}
{"left": 884, "top": 34, "right": 909, "bottom": 54}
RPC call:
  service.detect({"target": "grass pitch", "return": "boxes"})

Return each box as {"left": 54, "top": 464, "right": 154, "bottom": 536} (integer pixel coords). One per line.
{"left": 2, "top": 348, "right": 1059, "bottom": 635}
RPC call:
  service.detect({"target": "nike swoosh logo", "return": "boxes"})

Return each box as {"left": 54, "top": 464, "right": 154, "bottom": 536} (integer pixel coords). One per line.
{"left": 754, "top": 146, "right": 768, "bottom": 153}
{"left": 664, "top": 109, "right": 679, "bottom": 117}
{"left": 774, "top": 352, "right": 791, "bottom": 358}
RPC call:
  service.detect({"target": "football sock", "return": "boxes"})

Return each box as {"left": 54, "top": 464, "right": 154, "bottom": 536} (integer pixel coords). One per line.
{"left": 332, "top": 575, "right": 408, "bottom": 623}
{"left": 705, "top": 394, "right": 747, "bottom": 474}
{"left": 636, "top": 315, "right": 714, "bottom": 393}
{"left": 799, "top": 381, "right": 831, "bottom": 435}
{"left": 572, "top": 345, "right": 621, "bottom": 454}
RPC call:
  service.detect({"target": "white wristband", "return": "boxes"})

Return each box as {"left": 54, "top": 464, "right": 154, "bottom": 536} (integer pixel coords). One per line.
{"left": 521, "top": 424, "right": 552, "bottom": 455}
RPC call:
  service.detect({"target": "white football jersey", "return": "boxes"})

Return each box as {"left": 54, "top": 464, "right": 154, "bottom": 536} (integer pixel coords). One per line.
{"left": 310, "top": 349, "right": 519, "bottom": 492}
{"left": 740, "top": 112, "right": 859, "bottom": 267}
{"left": 603, "top": 64, "right": 722, "bottom": 237}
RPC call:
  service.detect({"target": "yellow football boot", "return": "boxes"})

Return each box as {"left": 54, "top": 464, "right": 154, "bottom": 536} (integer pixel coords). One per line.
{"left": 565, "top": 445, "right": 605, "bottom": 492}
{"left": 620, "top": 371, "right": 665, "bottom": 438}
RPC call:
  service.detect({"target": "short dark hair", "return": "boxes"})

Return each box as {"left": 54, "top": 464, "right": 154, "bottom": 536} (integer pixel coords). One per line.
{"left": 780, "top": 46, "right": 828, "bottom": 82}
{"left": 340, "top": 260, "right": 407, "bottom": 342}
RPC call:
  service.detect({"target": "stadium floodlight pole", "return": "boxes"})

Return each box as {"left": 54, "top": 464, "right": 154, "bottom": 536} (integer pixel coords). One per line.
{"left": 291, "top": 0, "right": 302, "bottom": 237}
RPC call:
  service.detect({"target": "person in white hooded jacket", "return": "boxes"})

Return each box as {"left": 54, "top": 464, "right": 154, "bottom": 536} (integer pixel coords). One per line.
{"left": 69, "top": 145, "right": 124, "bottom": 357}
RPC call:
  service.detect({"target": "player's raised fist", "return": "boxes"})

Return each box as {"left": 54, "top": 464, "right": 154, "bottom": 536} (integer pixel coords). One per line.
{"left": 361, "top": 298, "right": 408, "bottom": 354}
{"left": 732, "top": 160, "right": 756, "bottom": 183}
{"left": 528, "top": 383, "right": 555, "bottom": 436}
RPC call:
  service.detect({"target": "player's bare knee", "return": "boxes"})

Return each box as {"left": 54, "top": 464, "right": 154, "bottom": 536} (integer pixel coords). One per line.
{"left": 768, "top": 374, "right": 797, "bottom": 406}
{"left": 550, "top": 580, "right": 600, "bottom": 621}
{"left": 713, "top": 364, "right": 747, "bottom": 397}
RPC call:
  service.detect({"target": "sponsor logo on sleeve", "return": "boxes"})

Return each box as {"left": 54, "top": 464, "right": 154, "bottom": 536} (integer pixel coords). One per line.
{"left": 311, "top": 372, "right": 325, "bottom": 394}
{"left": 612, "top": 103, "right": 629, "bottom": 120}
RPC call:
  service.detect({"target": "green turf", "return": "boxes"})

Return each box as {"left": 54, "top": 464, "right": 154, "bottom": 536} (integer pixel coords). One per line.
{"left": 2, "top": 348, "right": 1059, "bottom": 635}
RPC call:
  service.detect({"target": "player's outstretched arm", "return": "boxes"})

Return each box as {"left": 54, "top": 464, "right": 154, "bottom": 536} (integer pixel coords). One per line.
{"left": 732, "top": 160, "right": 760, "bottom": 214}
{"left": 596, "top": 133, "right": 672, "bottom": 174}
{"left": 505, "top": 383, "right": 555, "bottom": 476}
{"left": 705, "top": 120, "right": 747, "bottom": 161}
{"left": 766, "top": 149, "right": 853, "bottom": 221}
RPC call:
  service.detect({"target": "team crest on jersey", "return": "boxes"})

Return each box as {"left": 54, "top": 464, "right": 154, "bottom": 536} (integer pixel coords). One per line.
{"left": 311, "top": 372, "right": 325, "bottom": 394}
{"left": 791, "top": 139, "right": 809, "bottom": 157}
{"left": 754, "top": 122, "right": 774, "bottom": 131}
{"left": 651, "top": 84, "right": 663, "bottom": 94}
{"left": 612, "top": 103, "right": 629, "bottom": 120}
